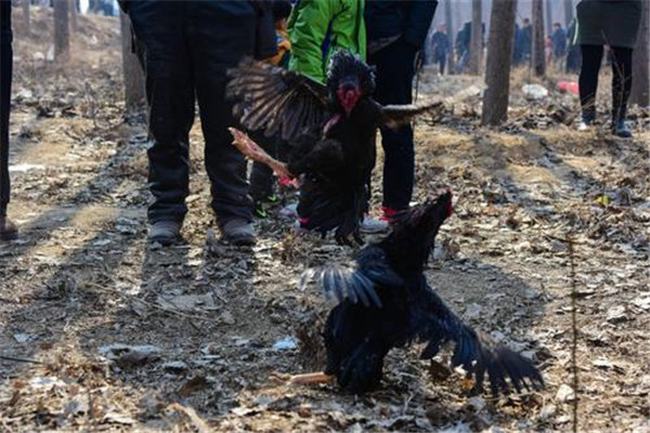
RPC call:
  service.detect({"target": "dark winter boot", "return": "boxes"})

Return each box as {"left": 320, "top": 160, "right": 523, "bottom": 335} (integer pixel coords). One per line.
{"left": 0, "top": 214, "right": 18, "bottom": 241}
{"left": 149, "top": 220, "right": 182, "bottom": 246}
{"left": 612, "top": 105, "right": 633, "bottom": 138}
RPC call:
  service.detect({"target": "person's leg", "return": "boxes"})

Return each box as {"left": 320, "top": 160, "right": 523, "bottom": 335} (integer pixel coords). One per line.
{"left": 128, "top": 2, "right": 195, "bottom": 242}
{"left": 248, "top": 130, "right": 276, "bottom": 212}
{"left": 370, "top": 40, "right": 417, "bottom": 213}
{"left": 610, "top": 46, "right": 634, "bottom": 137}
{"left": 1, "top": 0, "right": 11, "bottom": 217}
{"left": 578, "top": 44, "right": 603, "bottom": 124}
{"left": 0, "top": 0, "right": 17, "bottom": 240}
{"left": 189, "top": 1, "right": 256, "bottom": 244}
{"left": 250, "top": 162, "right": 274, "bottom": 198}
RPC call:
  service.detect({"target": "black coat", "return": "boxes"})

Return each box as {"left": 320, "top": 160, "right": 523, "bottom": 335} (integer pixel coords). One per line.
{"left": 119, "top": 0, "right": 276, "bottom": 59}
{"left": 365, "top": 0, "right": 438, "bottom": 49}
{"left": 576, "top": 0, "right": 643, "bottom": 48}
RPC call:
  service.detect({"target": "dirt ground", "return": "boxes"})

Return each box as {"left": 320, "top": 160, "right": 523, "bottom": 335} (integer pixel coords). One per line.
{"left": 1, "top": 8, "right": 649, "bottom": 433}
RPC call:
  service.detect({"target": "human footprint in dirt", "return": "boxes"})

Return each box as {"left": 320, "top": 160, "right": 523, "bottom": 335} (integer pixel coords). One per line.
{"left": 119, "top": 1, "right": 276, "bottom": 246}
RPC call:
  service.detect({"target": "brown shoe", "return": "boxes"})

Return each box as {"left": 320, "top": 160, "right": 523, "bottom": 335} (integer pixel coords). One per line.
{"left": 0, "top": 215, "right": 18, "bottom": 241}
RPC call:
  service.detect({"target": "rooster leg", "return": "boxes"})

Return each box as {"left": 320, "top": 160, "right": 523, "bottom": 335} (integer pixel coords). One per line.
{"left": 228, "top": 127, "right": 294, "bottom": 179}
{"left": 288, "top": 372, "right": 334, "bottom": 386}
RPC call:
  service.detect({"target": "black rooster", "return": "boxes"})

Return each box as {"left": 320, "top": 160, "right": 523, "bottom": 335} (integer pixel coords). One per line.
{"left": 297, "top": 191, "right": 544, "bottom": 395}
{"left": 226, "top": 51, "right": 442, "bottom": 245}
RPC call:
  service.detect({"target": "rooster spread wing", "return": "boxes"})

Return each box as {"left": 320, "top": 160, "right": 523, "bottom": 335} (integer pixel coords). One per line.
{"left": 226, "top": 57, "right": 331, "bottom": 142}
{"left": 300, "top": 247, "right": 404, "bottom": 308}
{"left": 379, "top": 101, "right": 445, "bottom": 129}
{"left": 412, "top": 282, "right": 544, "bottom": 395}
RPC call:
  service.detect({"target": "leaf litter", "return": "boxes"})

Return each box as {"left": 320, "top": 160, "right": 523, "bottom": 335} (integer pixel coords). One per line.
{"left": 1, "top": 8, "right": 649, "bottom": 433}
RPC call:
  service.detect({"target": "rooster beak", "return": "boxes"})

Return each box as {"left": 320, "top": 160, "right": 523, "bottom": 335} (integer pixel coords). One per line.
{"left": 337, "top": 80, "right": 361, "bottom": 116}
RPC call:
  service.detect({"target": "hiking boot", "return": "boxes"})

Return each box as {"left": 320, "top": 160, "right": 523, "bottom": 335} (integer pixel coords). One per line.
{"left": 221, "top": 218, "right": 256, "bottom": 246}
{"left": 612, "top": 119, "right": 633, "bottom": 138}
{"left": 360, "top": 214, "right": 389, "bottom": 234}
{"left": 0, "top": 215, "right": 18, "bottom": 241}
{"left": 148, "top": 220, "right": 182, "bottom": 246}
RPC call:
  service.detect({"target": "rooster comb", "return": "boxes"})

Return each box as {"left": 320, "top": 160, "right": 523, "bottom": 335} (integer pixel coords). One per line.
{"left": 326, "top": 50, "right": 376, "bottom": 95}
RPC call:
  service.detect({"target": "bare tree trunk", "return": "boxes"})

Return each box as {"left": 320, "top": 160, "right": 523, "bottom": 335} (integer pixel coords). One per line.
{"left": 468, "top": 0, "right": 482, "bottom": 75}
{"left": 482, "top": 0, "right": 518, "bottom": 125}
{"left": 630, "top": 1, "right": 649, "bottom": 107}
{"left": 53, "top": 0, "right": 70, "bottom": 62}
{"left": 454, "top": 0, "right": 462, "bottom": 38}
{"left": 69, "top": 0, "right": 78, "bottom": 33}
{"left": 564, "top": 0, "right": 574, "bottom": 27}
{"left": 120, "top": 12, "right": 145, "bottom": 111}
{"left": 545, "top": 0, "right": 553, "bottom": 33}
{"left": 532, "top": 0, "right": 545, "bottom": 76}
{"left": 22, "top": 0, "right": 30, "bottom": 34}
{"left": 444, "top": 0, "right": 455, "bottom": 74}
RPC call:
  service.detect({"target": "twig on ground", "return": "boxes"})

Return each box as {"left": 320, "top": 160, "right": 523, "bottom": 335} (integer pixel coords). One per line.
{"left": 0, "top": 355, "right": 43, "bottom": 364}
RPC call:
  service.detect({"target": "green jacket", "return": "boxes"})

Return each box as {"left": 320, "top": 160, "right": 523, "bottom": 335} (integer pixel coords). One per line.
{"left": 288, "top": 0, "right": 366, "bottom": 83}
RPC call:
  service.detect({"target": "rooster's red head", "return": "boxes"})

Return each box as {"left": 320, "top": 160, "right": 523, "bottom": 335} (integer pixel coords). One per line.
{"left": 381, "top": 190, "right": 454, "bottom": 275}
{"left": 327, "top": 51, "right": 376, "bottom": 116}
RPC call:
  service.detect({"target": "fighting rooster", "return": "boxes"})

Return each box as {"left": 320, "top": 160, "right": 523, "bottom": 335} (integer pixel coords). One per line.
{"left": 226, "top": 51, "right": 443, "bottom": 245}
{"left": 295, "top": 191, "right": 544, "bottom": 395}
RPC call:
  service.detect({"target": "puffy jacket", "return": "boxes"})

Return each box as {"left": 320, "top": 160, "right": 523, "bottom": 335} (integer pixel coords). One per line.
{"left": 287, "top": 0, "right": 366, "bottom": 83}
{"left": 365, "top": 0, "right": 438, "bottom": 49}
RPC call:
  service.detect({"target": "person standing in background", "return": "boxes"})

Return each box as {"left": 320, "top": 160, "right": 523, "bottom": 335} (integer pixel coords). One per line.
{"left": 565, "top": 17, "right": 581, "bottom": 73}
{"left": 576, "top": 0, "right": 642, "bottom": 138}
{"left": 365, "top": 0, "right": 438, "bottom": 221}
{"left": 120, "top": 0, "right": 276, "bottom": 246}
{"left": 1, "top": 0, "right": 18, "bottom": 240}
{"left": 431, "top": 24, "right": 450, "bottom": 75}
{"left": 455, "top": 21, "right": 471, "bottom": 72}
{"left": 520, "top": 18, "right": 532, "bottom": 63}
{"left": 551, "top": 22, "right": 567, "bottom": 62}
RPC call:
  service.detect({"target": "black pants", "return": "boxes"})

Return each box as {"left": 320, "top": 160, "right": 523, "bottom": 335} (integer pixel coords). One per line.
{"left": 0, "top": 0, "right": 11, "bottom": 216}
{"left": 128, "top": 1, "right": 256, "bottom": 224}
{"left": 369, "top": 39, "right": 417, "bottom": 211}
{"left": 579, "top": 45, "right": 633, "bottom": 122}
{"left": 248, "top": 132, "right": 288, "bottom": 202}
{"left": 434, "top": 54, "right": 446, "bottom": 75}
